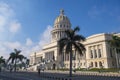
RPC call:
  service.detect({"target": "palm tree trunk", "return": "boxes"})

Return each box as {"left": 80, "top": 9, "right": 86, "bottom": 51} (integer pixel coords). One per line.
{"left": 14, "top": 59, "right": 17, "bottom": 72}
{"left": 69, "top": 47, "right": 73, "bottom": 77}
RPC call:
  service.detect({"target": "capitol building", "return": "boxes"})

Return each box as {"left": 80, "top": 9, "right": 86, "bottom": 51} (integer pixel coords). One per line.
{"left": 29, "top": 10, "right": 120, "bottom": 71}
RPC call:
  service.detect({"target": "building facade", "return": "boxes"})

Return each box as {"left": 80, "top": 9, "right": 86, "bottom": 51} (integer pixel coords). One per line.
{"left": 29, "top": 10, "right": 120, "bottom": 71}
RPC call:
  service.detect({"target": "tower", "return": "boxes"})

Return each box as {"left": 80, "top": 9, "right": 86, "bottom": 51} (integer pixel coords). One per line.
{"left": 51, "top": 9, "right": 71, "bottom": 42}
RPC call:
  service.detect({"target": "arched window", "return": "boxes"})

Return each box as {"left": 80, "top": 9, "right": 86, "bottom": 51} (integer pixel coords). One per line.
{"left": 60, "top": 25, "right": 62, "bottom": 28}
{"left": 64, "top": 24, "right": 65, "bottom": 27}
{"left": 99, "top": 62, "right": 102, "bottom": 68}
{"left": 90, "top": 50, "right": 93, "bottom": 58}
{"left": 98, "top": 49, "right": 101, "bottom": 58}
{"left": 94, "top": 49, "right": 97, "bottom": 58}
{"left": 91, "top": 62, "right": 93, "bottom": 67}
{"left": 95, "top": 62, "right": 97, "bottom": 67}
{"left": 67, "top": 25, "right": 69, "bottom": 28}
{"left": 63, "top": 16, "right": 65, "bottom": 20}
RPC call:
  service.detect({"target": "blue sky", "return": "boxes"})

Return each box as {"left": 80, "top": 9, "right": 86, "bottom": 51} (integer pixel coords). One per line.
{"left": 0, "top": 0, "right": 120, "bottom": 58}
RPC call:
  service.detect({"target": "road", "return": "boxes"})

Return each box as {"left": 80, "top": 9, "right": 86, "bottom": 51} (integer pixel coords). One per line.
{"left": 0, "top": 71, "right": 120, "bottom": 80}
{"left": 0, "top": 71, "right": 44, "bottom": 80}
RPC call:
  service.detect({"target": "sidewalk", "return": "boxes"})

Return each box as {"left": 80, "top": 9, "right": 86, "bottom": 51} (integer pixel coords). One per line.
{"left": 39, "top": 70, "right": 120, "bottom": 77}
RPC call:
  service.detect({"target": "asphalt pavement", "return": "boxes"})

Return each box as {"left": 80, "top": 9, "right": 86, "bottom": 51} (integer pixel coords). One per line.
{"left": 0, "top": 71, "right": 44, "bottom": 80}
{"left": 0, "top": 71, "right": 120, "bottom": 80}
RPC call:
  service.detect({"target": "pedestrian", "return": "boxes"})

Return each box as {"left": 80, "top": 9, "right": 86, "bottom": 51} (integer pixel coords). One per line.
{"left": 38, "top": 67, "right": 41, "bottom": 76}
{"left": 10, "top": 68, "right": 12, "bottom": 72}
{"left": 0, "top": 67, "right": 1, "bottom": 72}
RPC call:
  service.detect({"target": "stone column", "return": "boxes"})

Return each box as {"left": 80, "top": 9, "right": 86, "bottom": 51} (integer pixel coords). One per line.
{"left": 34, "top": 52, "right": 36, "bottom": 64}
{"left": 92, "top": 46, "right": 95, "bottom": 59}
{"left": 97, "top": 45, "right": 99, "bottom": 58}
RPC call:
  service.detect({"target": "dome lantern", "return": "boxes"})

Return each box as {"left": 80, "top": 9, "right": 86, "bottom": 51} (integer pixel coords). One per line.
{"left": 60, "top": 9, "right": 64, "bottom": 15}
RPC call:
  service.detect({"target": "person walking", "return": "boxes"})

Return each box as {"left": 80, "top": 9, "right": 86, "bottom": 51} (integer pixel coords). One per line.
{"left": 37, "top": 66, "right": 41, "bottom": 76}
{"left": 10, "top": 68, "right": 12, "bottom": 72}
{"left": 0, "top": 67, "right": 1, "bottom": 72}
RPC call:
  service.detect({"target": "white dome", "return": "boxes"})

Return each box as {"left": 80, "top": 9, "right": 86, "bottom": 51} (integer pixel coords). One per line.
{"left": 51, "top": 9, "right": 71, "bottom": 42}
{"left": 54, "top": 9, "right": 71, "bottom": 26}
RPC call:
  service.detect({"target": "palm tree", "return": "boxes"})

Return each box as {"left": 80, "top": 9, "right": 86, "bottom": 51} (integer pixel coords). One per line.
{"left": 108, "top": 35, "right": 120, "bottom": 69}
{"left": 23, "top": 57, "right": 30, "bottom": 68}
{"left": 58, "top": 26, "right": 86, "bottom": 77}
{"left": 0, "top": 56, "right": 5, "bottom": 72}
{"left": 0, "top": 56, "right": 5, "bottom": 64}
{"left": 7, "top": 49, "right": 24, "bottom": 72}
{"left": 25, "top": 57, "right": 29, "bottom": 64}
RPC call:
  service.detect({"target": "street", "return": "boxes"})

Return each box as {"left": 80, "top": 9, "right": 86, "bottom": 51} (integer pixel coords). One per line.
{"left": 0, "top": 71, "right": 120, "bottom": 80}
{"left": 0, "top": 71, "right": 43, "bottom": 80}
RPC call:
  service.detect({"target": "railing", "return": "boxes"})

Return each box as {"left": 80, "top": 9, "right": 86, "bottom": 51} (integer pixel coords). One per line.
{"left": 38, "top": 71, "right": 120, "bottom": 80}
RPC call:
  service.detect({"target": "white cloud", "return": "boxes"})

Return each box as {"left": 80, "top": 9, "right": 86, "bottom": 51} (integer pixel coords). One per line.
{"left": 28, "top": 25, "right": 53, "bottom": 53}
{"left": 0, "top": 25, "right": 53, "bottom": 59}
{"left": 0, "top": 41, "right": 22, "bottom": 58}
{"left": 26, "top": 38, "right": 33, "bottom": 46}
{"left": 22, "top": 25, "right": 52, "bottom": 57}
{"left": 0, "top": 2, "right": 21, "bottom": 41}
{"left": 0, "top": 42, "right": 8, "bottom": 58}
{"left": 3, "top": 41, "right": 21, "bottom": 50}
{"left": 0, "top": 0, "right": 53, "bottom": 59}
{"left": 9, "top": 21, "right": 21, "bottom": 33}
{"left": 39, "top": 25, "right": 52, "bottom": 47}
{"left": 31, "top": 45, "right": 40, "bottom": 52}
{"left": 0, "top": 15, "right": 5, "bottom": 31}
{"left": 0, "top": 2, "right": 23, "bottom": 58}
{"left": 0, "top": 2, "right": 14, "bottom": 15}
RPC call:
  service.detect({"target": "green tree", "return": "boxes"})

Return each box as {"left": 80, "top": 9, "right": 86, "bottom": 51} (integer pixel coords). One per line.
{"left": 58, "top": 26, "right": 86, "bottom": 77}
{"left": 108, "top": 35, "right": 120, "bottom": 69}
{"left": 7, "top": 49, "right": 24, "bottom": 72}
{"left": 26, "top": 58, "right": 30, "bottom": 67}
{"left": 0, "top": 56, "right": 5, "bottom": 64}
{"left": 0, "top": 56, "right": 5, "bottom": 72}
{"left": 23, "top": 57, "right": 30, "bottom": 68}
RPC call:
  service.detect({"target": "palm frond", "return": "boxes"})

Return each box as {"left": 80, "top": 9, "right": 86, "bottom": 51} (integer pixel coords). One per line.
{"left": 73, "top": 35, "right": 85, "bottom": 41}
{"left": 65, "top": 30, "right": 72, "bottom": 39}
{"left": 73, "top": 26, "right": 80, "bottom": 33}
{"left": 14, "top": 49, "right": 21, "bottom": 54}
{"left": 0, "top": 56, "right": 5, "bottom": 64}
{"left": 108, "top": 35, "right": 120, "bottom": 47}
{"left": 58, "top": 38, "right": 69, "bottom": 54}
{"left": 72, "top": 42, "right": 83, "bottom": 55}
{"left": 19, "top": 55, "right": 24, "bottom": 62}
{"left": 65, "top": 42, "right": 72, "bottom": 54}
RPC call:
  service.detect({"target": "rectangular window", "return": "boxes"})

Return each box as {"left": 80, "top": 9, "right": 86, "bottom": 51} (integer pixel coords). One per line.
{"left": 67, "top": 54, "right": 69, "bottom": 61}
{"left": 94, "top": 49, "right": 97, "bottom": 58}
{"left": 45, "top": 51, "right": 54, "bottom": 62}
{"left": 110, "top": 48, "right": 113, "bottom": 57}
{"left": 116, "top": 49, "right": 120, "bottom": 54}
{"left": 112, "top": 61, "right": 114, "bottom": 66}
{"left": 95, "top": 62, "right": 97, "bottom": 67}
{"left": 90, "top": 50, "right": 93, "bottom": 58}
{"left": 98, "top": 49, "right": 101, "bottom": 58}
{"left": 60, "top": 25, "right": 62, "bottom": 28}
